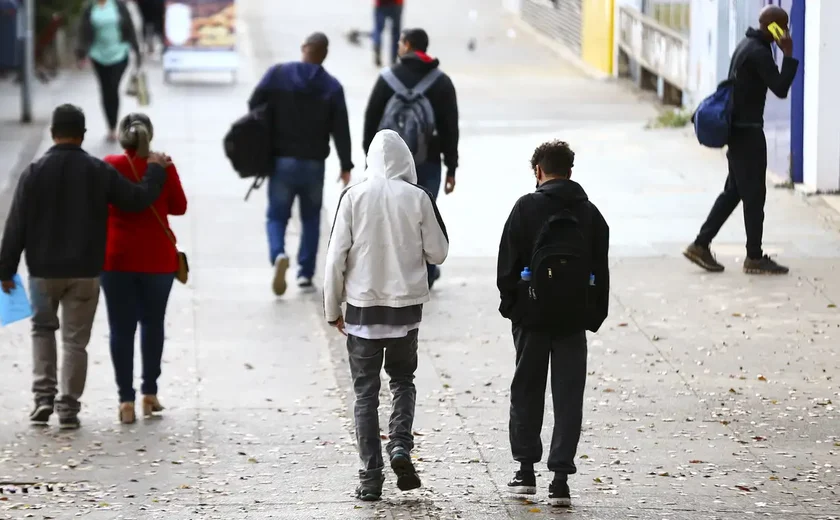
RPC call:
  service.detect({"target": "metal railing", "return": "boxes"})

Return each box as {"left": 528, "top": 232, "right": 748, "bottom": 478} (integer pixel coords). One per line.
{"left": 618, "top": 5, "right": 688, "bottom": 90}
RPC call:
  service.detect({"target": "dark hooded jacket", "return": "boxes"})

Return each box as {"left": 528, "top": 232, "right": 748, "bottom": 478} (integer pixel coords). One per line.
{"left": 729, "top": 28, "right": 799, "bottom": 127}
{"left": 248, "top": 62, "right": 353, "bottom": 171}
{"left": 363, "top": 52, "right": 459, "bottom": 175}
{"left": 497, "top": 179, "right": 609, "bottom": 334}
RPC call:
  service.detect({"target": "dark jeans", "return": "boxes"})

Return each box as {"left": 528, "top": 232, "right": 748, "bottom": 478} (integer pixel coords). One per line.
{"left": 347, "top": 330, "right": 418, "bottom": 485}
{"left": 695, "top": 127, "right": 767, "bottom": 259}
{"left": 100, "top": 272, "right": 175, "bottom": 403}
{"left": 509, "top": 326, "right": 587, "bottom": 475}
{"left": 91, "top": 58, "right": 128, "bottom": 131}
{"left": 137, "top": 0, "right": 164, "bottom": 40}
{"left": 373, "top": 5, "right": 403, "bottom": 64}
{"left": 416, "top": 162, "right": 442, "bottom": 282}
{"left": 266, "top": 157, "right": 325, "bottom": 279}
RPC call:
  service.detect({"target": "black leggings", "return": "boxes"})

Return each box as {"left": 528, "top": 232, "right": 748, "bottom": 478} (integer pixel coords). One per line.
{"left": 92, "top": 58, "right": 128, "bottom": 132}
{"left": 137, "top": 1, "right": 164, "bottom": 41}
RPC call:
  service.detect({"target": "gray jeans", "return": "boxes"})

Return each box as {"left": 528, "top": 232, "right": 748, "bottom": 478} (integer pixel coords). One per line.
{"left": 347, "top": 330, "right": 418, "bottom": 484}
{"left": 29, "top": 277, "right": 100, "bottom": 416}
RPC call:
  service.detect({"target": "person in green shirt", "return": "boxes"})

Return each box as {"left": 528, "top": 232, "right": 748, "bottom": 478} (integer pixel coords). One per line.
{"left": 76, "top": 0, "right": 142, "bottom": 142}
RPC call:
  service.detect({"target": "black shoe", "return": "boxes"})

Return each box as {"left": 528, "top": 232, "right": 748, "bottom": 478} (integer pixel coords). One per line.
{"left": 390, "top": 449, "right": 422, "bottom": 491}
{"left": 355, "top": 484, "right": 382, "bottom": 502}
{"left": 29, "top": 400, "right": 53, "bottom": 425}
{"left": 374, "top": 52, "right": 382, "bottom": 67}
{"left": 506, "top": 470, "right": 536, "bottom": 495}
{"left": 428, "top": 266, "right": 441, "bottom": 289}
{"left": 58, "top": 415, "right": 80, "bottom": 430}
{"left": 743, "top": 255, "right": 789, "bottom": 275}
{"left": 548, "top": 479, "right": 571, "bottom": 507}
{"left": 683, "top": 243, "right": 724, "bottom": 272}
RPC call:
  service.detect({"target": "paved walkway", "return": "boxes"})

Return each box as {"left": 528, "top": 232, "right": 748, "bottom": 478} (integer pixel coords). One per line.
{"left": 0, "top": 0, "right": 838, "bottom": 518}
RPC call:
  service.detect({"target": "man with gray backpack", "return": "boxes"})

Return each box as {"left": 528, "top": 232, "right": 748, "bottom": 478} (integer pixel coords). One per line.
{"left": 363, "top": 28, "right": 459, "bottom": 289}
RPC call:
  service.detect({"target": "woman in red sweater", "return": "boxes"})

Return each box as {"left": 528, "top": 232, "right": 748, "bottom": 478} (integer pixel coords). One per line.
{"left": 101, "top": 113, "right": 187, "bottom": 424}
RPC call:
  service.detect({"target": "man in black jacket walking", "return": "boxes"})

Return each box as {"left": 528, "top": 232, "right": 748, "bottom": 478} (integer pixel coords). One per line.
{"left": 0, "top": 104, "right": 169, "bottom": 429}
{"left": 363, "top": 28, "right": 459, "bottom": 288}
{"left": 497, "top": 140, "right": 609, "bottom": 507}
{"left": 685, "top": 5, "right": 798, "bottom": 275}
{"left": 249, "top": 32, "right": 354, "bottom": 295}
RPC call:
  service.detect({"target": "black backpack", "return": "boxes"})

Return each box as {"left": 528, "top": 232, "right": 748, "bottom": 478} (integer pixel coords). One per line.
{"left": 224, "top": 104, "right": 273, "bottom": 199}
{"left": 526, "top": 202, "right": 594, "bottom": 328}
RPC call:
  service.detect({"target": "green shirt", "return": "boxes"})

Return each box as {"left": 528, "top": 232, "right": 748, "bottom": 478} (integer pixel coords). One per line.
{"left": 88, "top": 0, "right": 130, "bottom": 66}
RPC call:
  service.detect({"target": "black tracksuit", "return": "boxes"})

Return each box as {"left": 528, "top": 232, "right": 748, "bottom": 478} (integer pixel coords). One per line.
{"left": 0, "top": 144, "right": 166, "bottom": 281}
{"left": 497, "top": 179, "right": 609, "bottom": 476}
{"left": 363, "top": 52, "right": 459, "bottom": 176}
{"left": 695, "top": 28, "right": 799, "bottom": 259}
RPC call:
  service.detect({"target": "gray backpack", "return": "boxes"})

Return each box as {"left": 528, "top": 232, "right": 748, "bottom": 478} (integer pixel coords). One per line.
{"left": 378, "top": 68, "right": 442, "bottom": 164}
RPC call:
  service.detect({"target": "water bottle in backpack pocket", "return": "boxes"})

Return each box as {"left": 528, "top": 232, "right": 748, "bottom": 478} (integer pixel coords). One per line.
{"left": 377, "top": 68, "right": 442, "bottom": 164}
{"left": 525, "top": 207, "right": 594, "bottom": 329}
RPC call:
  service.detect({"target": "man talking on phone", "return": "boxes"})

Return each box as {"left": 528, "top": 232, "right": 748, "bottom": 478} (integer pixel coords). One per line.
{"left": 684, "top": 5, "right": 798, "bottom": 275}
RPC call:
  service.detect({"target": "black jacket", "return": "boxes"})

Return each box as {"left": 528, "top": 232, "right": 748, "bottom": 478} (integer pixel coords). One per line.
{"left": 729, "top": 28, "right": 799, "bottom": 127}
{"left": 0, "top": 144, "right": 166, "bottom": 280}
{"left": 76, "top": 0, "right": 142, "bottom": 66}
{"left": 363, "top": 52, "right": 459, "bottom": 175}
{"left": 248, "top": 62, "right": 353, "bottom": 171}
{"left": 497, "top": 179, "right": 609, "bottom": 333}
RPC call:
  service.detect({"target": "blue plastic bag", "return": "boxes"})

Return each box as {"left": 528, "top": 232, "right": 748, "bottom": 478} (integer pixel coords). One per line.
{"left": 693, "top": 79, "right": 735, "bottom": 149}
{"left": 0, "top": 274, "right": 33, "bottom": 326}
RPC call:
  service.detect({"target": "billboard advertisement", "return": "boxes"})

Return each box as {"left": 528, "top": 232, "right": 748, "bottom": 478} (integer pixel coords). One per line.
{"left": 163, "top": 0, "right": 237, "bottom": 73}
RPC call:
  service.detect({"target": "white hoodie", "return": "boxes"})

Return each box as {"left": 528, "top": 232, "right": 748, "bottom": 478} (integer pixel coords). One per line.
{"left": 324, "top": 130, "right": 449, "bottom": 323}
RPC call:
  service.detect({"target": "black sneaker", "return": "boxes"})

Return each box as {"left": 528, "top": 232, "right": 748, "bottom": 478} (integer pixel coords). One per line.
{"left": 29, "top": 400, "right": 54, "bottom": 425}
{"left": 297, "top": 276, "right": 314, "bottom": 290}
{"left": 390, "top": 449, "right": 421, "bottom": 491}
{"left": 548, "top": 479, "right": 571, "bottom": 507}
{"left": 355, "top": 484, "right": 382, "bottom": 502}
{"left": 683, "top": 243, "right": 724, "bottom": 272}
{"left": 506, "top": 470, "right": 536, "bottom": 495}
{"left": 58, "top": 416, "right": 80, "bottom": 430}
{"left": 743, "top": 255, "right": 789, "bottom": 275}
{"left": 428, "top": 266, "right": 441, "bottom": 289}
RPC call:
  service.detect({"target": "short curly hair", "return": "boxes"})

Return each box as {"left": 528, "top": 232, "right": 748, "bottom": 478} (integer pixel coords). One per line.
{"left": 530, "top": 140, "right": 575, "bottom": 177}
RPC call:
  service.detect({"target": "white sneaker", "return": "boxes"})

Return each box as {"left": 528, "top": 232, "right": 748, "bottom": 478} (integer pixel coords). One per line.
{"left": 272, "top": 255, "right": 289, "bottom": 296}
{"left": 297, "top": 276, "right": 315, "bottom": 292}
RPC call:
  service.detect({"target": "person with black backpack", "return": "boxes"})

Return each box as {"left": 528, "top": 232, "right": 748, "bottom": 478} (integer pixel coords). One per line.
{"left": 362, "top": 28, "right": 459, "bottom": 289}
{"left": 496, "top": 140, "right": 609, "bottom": 507}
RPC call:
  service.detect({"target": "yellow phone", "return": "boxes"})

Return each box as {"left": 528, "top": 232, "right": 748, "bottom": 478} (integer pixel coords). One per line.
{"left": 768, "top": 22, "right": 785, "bottom": 42}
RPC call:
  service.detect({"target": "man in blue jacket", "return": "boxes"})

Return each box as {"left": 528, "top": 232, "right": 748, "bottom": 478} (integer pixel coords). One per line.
{"left": 248, "top": 32, "right": 354, "bottom": 295}
{"left": 685, "top": 5, "right": 798, "bottom": 275}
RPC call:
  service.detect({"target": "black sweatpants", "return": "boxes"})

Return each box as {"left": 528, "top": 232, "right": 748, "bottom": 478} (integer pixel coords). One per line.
{"left": 137, "top": 0, "right": 164, "bottom": 42}
{"left": 92, "top": 58, "right": 129, "bottom": 132}
{"left": 509, "top": 326, "right": 587, "bottom": 475}
{"left": 695, "top": 127, "right": 768, "bottom": 260}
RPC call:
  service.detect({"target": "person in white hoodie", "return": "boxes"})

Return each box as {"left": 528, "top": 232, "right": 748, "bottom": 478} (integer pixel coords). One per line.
{"left": 324, "top": 129, "right": 449, "bottom": 501}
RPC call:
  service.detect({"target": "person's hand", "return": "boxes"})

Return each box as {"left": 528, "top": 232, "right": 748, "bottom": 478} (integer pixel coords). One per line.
{"left": 329, "top": 316, "right": 347, "bottom": 336}
{"left": 339, "top": 171, "right": 351, "bottom": 187}
{"left": 1, "top": 279, "right": 16, "bottom": 294}
{"left": 444, "top": 175, "right": 456, "bottom": 195}
{"left": 147, "top": 152, "right": 173, "bottom": 168}
{"left": 778, "top": 31, "right": 793, "bottom": 56}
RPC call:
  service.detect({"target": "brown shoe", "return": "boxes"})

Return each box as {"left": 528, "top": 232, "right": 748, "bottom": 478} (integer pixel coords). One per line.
{"left": 119, "top": 402, "right": 136, "bottom": 424}
{"left": 683, "top": 243, "right": 724, "bottom": 272}
{"left": 142, "top": 395, "right": 164, "bottom": 417}
{"left": 743, "top": 255, "right": 789, "bottom": 275}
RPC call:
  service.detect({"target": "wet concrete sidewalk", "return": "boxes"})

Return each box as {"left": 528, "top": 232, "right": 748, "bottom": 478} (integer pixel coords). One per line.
{"left": 0, "top": 0, "right": 839, "bottom": 518}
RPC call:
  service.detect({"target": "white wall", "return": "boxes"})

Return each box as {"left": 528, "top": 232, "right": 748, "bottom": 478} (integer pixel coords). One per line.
{"left": 502, "top": 0, "right": 522, "bottom": 14}
{"left": 803, "top": 0, "right": 840, "bottom": 191}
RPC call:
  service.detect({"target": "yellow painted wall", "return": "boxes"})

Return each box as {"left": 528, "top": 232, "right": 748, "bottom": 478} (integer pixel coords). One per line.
{"left": 581, "top": 0, "right": 615, "bottom": 75}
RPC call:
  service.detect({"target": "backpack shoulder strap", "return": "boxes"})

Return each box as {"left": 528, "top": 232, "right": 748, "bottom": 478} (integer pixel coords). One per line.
{"left": 380, "top": 68, "right": 409, "bottom": 96}
{"left": 412, "top": 68, "right": 443, "bottom": 95}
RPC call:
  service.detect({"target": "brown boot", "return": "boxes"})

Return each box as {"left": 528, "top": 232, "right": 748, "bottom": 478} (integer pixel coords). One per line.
{"left": 119, "top": 402, "right": 136, "bottom": 424}
{"left": 142, "top": 395, "right": 164, "bottom": 417}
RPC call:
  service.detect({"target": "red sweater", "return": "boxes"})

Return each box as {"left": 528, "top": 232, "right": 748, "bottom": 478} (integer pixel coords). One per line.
{"left": 103, "top": 152, "right": 187, "bottom": 273}
{"left": 376, "top": 0, "right": 403, "bottom": 6}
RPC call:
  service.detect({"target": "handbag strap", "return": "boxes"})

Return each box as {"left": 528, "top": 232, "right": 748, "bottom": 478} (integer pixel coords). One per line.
{"left": 124, "top": 153, "right": 177, "bottom": 249}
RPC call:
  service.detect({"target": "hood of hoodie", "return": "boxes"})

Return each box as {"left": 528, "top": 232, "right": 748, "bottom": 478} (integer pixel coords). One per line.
{"left": 365, "top": 130, "right": 417, "bottom": 183}
{"left": 284, "top": 61, "right": 329, "bottom": 93}
{"left": 537, "top": 178, "right": 590, "bottom": 203}
{"left": 398, "top": 51, "right": 440, "bottom": 74}
{"left": 746, "top": 27, "right": 773, "bottom": 47}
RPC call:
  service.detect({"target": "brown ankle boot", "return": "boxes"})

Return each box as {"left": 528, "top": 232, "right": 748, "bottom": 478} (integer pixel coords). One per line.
{"left": 119, "top": 402, "right": 136, "bottom": 424}
{"left": 142, "top": 395, "right": 164, "bottom": 417}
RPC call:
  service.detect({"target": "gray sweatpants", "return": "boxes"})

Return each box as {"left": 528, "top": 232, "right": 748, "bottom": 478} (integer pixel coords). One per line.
{"left": 29, "top": 277, "right": 100, "bottom": 417}
{"left": 346, "top": 330, "right": 418, "bottom": 485}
